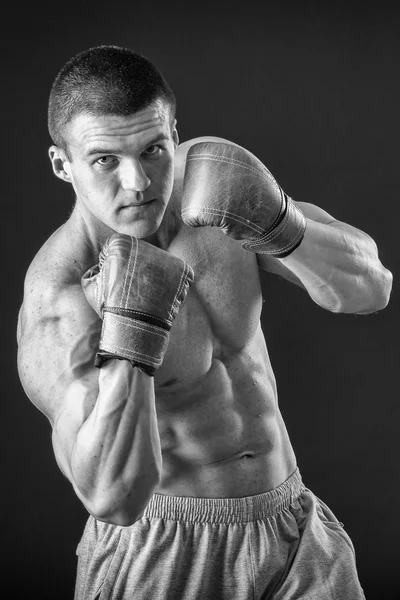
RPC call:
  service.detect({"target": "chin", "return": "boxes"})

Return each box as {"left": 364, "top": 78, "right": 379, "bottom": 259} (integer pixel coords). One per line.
{"left": 112, "top": 201, "right": 167, "bottom": 240}
{"left": 115, "top": 221, "right": 160, "bottom": 240}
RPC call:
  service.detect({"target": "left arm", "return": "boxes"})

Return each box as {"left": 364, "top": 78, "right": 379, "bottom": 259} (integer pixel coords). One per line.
{"left": 178, "top": 137, "right": 392, "bottom": 314}
{"left": 258, "top": 201, "right": 393, "bottom": 314}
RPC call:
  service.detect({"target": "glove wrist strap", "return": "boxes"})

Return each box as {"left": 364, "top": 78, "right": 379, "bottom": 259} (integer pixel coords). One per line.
{"left": 242, "top": 196, "right": 307, "bottom": 258}
{"left": 95, "top": 312, "right": 169, "bottom": 374}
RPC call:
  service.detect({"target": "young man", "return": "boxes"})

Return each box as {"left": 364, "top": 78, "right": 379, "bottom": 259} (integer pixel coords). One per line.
{"left": 17, "top": 45, "right": 392, "bottom": 599}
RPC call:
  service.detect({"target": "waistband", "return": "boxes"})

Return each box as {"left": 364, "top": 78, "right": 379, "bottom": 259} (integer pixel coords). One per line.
{"left": 143, "top": 467, "right": 305, "bottom": 524}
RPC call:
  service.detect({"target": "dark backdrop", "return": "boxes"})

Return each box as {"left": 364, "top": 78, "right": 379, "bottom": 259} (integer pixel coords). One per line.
{"left": 2, "top": 2, "right": 399, "bottom": 598}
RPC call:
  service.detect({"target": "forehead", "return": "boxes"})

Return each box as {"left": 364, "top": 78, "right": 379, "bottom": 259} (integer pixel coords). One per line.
{"left": 65, "top": 100, "right": 173, "bottom": 154}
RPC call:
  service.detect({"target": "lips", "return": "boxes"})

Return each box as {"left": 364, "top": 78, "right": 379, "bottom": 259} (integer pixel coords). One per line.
{"left": 122, "top": 199, "right": 155, "bottom": 208}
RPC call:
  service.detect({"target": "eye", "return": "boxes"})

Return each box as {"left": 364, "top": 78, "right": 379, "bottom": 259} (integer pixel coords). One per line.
{"left": 96, "top": 156, "right": 117, "bottom": 166}
{"left": 143, "top": 145, "right": 162, "bottom": 156}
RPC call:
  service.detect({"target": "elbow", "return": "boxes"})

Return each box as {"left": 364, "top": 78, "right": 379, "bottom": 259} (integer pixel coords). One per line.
{"left": 80, "top": 471, "right": 161, "bottom": 527}
{"left": 379, "top": 267, "right": 393, "bottom": 308}
{"left": 339, "top": 267, "right": 393, "bottom": 315}
{"left": 90, "top": 505, "right": 145, "bottom": 527}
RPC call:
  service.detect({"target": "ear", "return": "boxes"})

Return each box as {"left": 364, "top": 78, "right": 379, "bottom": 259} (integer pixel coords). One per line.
{"left": 48, "top": 145, "right": 72, "bottom": 183}
{"left": 172, "top": 121, "right": 179, "bottom": 148}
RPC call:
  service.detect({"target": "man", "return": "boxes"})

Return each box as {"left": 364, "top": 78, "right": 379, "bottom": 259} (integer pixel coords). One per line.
{"left": 17, "top": 45, "right": 392, "bottom": 599}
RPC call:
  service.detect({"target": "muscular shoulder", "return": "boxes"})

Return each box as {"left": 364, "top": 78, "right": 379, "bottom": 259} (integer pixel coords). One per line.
{"left": 25, "top": 223, "right": 87, "bottom": 291}
{"left": 18, "top": 227, "right": 81, "bottom": 350}
{"left": 17, "top": 227, "right": 99, "bottom": 423}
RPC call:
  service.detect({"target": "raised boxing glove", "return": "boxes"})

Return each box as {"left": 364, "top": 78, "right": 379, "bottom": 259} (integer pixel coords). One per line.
{"left": 181, "top": 141, "right": 306, "bottom": 258}
{"left": 81, "top": 233, "right": 194, "bottom": 376}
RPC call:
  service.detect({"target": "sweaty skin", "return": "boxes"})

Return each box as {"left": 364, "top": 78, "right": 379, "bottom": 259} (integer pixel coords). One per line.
{"left": 17, "top": 105, "right": 391, "bottom": 523}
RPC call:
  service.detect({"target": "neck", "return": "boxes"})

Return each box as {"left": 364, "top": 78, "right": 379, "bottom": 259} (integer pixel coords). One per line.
{"left": 156, "top": 189, "right": 182, "bottom": 250}
{"left": 65, "top": 201, "right": 114, "bottom": 264}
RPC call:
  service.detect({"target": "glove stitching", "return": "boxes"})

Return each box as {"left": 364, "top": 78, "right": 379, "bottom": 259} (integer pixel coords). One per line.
{"left": 104, "top": 313, "right": 169, "bottom": 338}
{"left": 181, "top": 206, "right": 266, "bottom": 235}
{"left": 98, "top": 243, "right": 111, "bottom": 310}
{"left": 104, "top": 306, "right": 173, "bottom": 328}
{"left": 245, "top": 228, "right": 304, "bottom": 254}
{"left": 170, "top": 265, "right": 186, "bottom": 318}
{"left": 122, "top": 236, "right": 137, "bottom": 309}
{"left": 119, "top": 235, "right": 132, "bottom": 306}
{"left": 99, "top": 265, "right": 104, "bottom": 311}
{"left": 244, "top": 216, "right": 306, "bottom": 254}
{"left": 243, "top": 202, "right": 306, "bottom": 254}
{"left": 169, "top": 263, "right": 191, "bottom": 320}
{"left": 246, "top": 225, "right": 305, "bottom": 255}
{"left": 244, "top": 200, "right": 305, "bottom": 248}
{"left": 187, "top": 153, "right": 276, "bottom": 183}
{"left": 253, "top": 205, "right": 291, "bottom": 243}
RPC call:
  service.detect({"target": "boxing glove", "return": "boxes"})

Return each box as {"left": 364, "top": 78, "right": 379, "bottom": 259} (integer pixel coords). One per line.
{"left": 181, "top": 141, "right": 306, "bottom": 258}
{"left": 81, "top": 234, "right": 194, "bottom": 376}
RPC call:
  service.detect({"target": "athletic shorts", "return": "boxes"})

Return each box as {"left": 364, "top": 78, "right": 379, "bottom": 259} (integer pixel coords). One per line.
{"left": 74, "top": 468, "right": 366, "bottom": 599}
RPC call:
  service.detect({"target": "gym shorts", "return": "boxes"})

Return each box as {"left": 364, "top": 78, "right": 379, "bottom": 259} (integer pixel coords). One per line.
{"left": 74, "top": 468, "right": 366, "bottom": 599}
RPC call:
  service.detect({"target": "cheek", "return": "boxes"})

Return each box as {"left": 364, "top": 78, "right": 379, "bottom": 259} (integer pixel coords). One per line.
{"left": 70, "top": 167, "right": 92, "bottom": 193}
{"left": 72, "top": 169, "right": 114, "bottom": 200}
{"left": 158, "top": 160, "right": 175, "bottom": 195}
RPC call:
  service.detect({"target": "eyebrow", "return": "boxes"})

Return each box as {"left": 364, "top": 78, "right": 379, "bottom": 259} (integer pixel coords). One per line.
{"left": 85, "top": 133, "right": 170, "bottom": 157}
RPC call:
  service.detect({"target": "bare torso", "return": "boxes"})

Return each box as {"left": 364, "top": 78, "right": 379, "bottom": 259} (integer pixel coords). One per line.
{"left": 153, "top": 220, "right": 296, "bottom": 497}
{"left": 20, "top": 219, "right": 296, "bottom": 500}
{"left": 18, "top": 139, "right": 298, "bottom": 501}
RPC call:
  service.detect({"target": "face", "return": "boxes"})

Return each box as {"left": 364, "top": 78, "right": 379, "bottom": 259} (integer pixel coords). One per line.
{"left": 50, "top": 100, "right": 178, "bottom": 240}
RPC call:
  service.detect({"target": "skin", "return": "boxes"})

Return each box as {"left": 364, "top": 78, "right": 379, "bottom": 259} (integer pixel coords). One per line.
{"left": 17, "top": 99, "right": 392, "bottom": 525}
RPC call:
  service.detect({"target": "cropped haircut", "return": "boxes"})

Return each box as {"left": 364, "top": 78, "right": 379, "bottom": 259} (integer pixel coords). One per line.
{"left": 48, "top": 45, "right": 176, "bottom": 156}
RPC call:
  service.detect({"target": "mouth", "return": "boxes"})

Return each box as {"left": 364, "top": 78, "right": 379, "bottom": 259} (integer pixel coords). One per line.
{"left": 121, "top": 199, "right": 156, "bottom": 209}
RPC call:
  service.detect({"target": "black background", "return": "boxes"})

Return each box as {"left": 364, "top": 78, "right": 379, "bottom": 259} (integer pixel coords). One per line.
{"left": 2, "top": 1, "right": 399, "bottom": 598}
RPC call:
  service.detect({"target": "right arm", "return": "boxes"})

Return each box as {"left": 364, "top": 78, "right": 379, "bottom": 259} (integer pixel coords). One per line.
{"left": 54, "top": 355, "right": 162, "bottom": 526}
{"left": 18, "top": 281, "right": 162, "bottom": 526}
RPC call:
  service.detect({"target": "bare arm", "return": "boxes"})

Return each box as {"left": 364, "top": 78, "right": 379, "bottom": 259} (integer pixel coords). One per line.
{"left": 17, "top": 281, "right": 162, "bottom": 526}
{"left": 258, "top": 202, "right": 393, "bottom": 314}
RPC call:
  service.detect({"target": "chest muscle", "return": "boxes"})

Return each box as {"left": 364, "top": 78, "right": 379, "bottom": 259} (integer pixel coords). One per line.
{"left": 155, "top": 226, "right": 263, "bottom": 388}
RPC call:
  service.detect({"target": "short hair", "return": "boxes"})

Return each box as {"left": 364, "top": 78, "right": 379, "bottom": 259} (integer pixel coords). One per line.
{"left": 48, "top": 45, "right": 176, "bottom": 153}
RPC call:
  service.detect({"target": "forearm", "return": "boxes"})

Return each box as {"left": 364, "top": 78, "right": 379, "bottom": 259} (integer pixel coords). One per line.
{"left": 71, "top": 359, "right": 162, "bottom": 525}
{"left": 279, "top": 218, "right": 393, "bottom": 313}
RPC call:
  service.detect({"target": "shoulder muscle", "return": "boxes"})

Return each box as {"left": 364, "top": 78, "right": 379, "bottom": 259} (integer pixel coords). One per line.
{"left": 17, "top": 270, "right": 100, "bottom": 426}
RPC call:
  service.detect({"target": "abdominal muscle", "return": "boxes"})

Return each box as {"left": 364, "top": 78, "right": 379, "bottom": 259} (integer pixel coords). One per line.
{"left": 149, "top": 221, "right": 297, "bottom": 498}
{"left": 153, "top": 334, "right": 297, "bottom": 498}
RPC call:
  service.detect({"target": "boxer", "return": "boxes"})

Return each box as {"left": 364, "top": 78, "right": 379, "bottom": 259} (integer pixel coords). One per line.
{"left": 17, "top": 45, "right": 391, "bottom": 599}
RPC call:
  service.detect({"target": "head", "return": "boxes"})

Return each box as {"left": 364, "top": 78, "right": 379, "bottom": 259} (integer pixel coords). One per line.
{"left": 48, "top": 45, "right": 179, "bottom": 240}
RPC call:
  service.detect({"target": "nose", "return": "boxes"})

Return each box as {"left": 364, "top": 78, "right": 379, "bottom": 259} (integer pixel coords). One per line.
{"left": 121, "top": 159, "right": 151, "bottom": 192}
